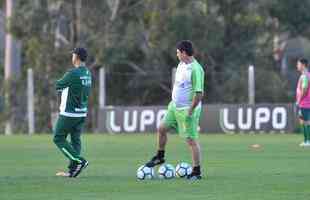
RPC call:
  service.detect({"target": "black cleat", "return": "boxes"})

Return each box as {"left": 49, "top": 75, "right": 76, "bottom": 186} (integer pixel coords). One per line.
{"left": 68, "top": 160, "right": 75, "bottom": 170}
{"left": 69, "top": 159, "right": 89, "bottom": 178}
{"left": 187, "top": 173, "right": 202, "bottom": 181}
{"left": 145, "top": 156, "right": 165, "bottom": 167}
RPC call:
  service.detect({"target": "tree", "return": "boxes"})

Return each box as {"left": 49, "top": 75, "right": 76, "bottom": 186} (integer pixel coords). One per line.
{"left": 3, "top": 0, "right": 300, "bottom": 133}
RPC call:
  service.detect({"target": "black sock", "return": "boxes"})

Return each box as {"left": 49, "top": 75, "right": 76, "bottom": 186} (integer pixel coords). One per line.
{"left": 157, "top": 150, "right": 165, "bottom": 159}
{"left": 193, "top": 165, "right": 201, "bottom": 175}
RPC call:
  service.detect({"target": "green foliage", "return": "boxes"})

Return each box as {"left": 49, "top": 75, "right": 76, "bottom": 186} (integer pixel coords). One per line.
{"left": 256, "top": 68, "right": 292, "bottom": 103}
{"left": 270, "top": 0, "right": 310, "bottom": 36}
{"left": 4, "top": 0, "right": 309, "bottom": 132}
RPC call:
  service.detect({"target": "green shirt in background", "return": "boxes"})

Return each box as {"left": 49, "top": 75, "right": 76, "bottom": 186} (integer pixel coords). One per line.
{"left": 56, "top": 66, "right": 92, "bottom": 117}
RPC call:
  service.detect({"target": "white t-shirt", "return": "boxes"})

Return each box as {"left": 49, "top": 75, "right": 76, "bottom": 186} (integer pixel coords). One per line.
{"left": 172, "top": 59, "right": 204, "bottom": 109}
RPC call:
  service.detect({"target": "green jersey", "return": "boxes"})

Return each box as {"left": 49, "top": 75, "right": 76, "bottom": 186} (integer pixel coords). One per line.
{"left": 56, "top": 66, "right": 92, "bottom": 117}
{"left": 172, "top": 59, "right": 204, "bottom": 108}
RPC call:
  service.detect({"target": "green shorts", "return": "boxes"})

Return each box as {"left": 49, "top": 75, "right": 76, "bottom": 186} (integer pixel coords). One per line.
{"left": 163, "top": 101, "right": 201, "bottom": 139}
{"left": 298, "top": 107, "right": 310, "bottom": 121}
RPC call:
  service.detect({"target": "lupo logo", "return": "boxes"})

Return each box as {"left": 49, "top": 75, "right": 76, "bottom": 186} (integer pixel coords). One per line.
{"left": 219, "top": 106, "right": 288, "bottom": 133}
{"left": 106, "top": 109, "right": 167, "bottom": 133}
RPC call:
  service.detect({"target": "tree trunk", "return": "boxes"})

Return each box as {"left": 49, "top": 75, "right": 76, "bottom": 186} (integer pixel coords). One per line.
{"left": 4, "top": 0, "right": 22, "bottom": 134}
{"left": 72, "top": 0, "right": 82, "bottom": 45}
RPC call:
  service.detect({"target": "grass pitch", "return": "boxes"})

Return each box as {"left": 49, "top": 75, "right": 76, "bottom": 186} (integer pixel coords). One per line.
{"left": 0, "top": 134, "right": 309, "bottom": 200}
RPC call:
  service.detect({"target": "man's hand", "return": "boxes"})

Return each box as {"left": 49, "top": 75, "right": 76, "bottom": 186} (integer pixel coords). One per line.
{"left": 188, "top": 108, "right": 193, "bottom": 116}
{"left": 188, "top": 92, "right": 203, "bottom": 117}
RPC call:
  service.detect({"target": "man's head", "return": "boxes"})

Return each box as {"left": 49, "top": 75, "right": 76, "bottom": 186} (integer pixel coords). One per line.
{"left": 72, "top": 47, "right": 87, "bottom": 66}
{"left": 176, "top": 40, "right": 194, "bottom": 62}
{"left": 297, "top": 58, "right": 308, "bottom": 72}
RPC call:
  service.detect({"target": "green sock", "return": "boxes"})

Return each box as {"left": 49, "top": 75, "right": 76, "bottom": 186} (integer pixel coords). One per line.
{"left": 302, "top": 124, "right": 307, "bottom": 143}
{"left": 306, "top": 125, "right": 310, "bottom": 143}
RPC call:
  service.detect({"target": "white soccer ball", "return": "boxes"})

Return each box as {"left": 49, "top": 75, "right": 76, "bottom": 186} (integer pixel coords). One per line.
{"left": 136, "top": 165, "right": 154, "bottom": 180}
{"left": 175, "top": 162, "right": 192, "bottom": 178}
{"left": 158, "top": 164, "right": 175, "bottom": 179}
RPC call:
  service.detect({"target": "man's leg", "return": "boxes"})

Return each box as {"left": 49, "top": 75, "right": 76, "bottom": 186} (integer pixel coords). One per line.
{"left": 301, "top": 108, "right": 310, "bottom": 146}
{"left": 300, "top": 120, "right": 307, "bottom": 146}
{"left": 145, "top": 102, "right": 176, "bottom": 167}
{"left": 177, "top": 106, "right": 202, "bottom": 180}
{"left": 305, "top": 122, "right": 310, "bottom": 145}
{"left": 304, "top": 109, "right": 310, "bottom": 145}
{"left": 53, "top": 116, "right": 81, "bottom": 162}
{"left": 299, "top": 109, "right": 307, "bottom": 146}
{"left": 186, "top": 138, "right": 203, "bottom": 180}
{"left": 69, "top": 117, "right": 88, "bottom": 177}
{"left": 157, "top": 124, "right": 169, "bottom": 151}
{"left": 68, "top": 118, "right": 83, "bottom": 170}
{"left": 186, "top": 138, "right": 201, "bottom": 176}
{"left": 187, "top": 138, "right": 201, "bottom": 167}
{"left": 70, "top": 133, "right": 81, "bottom": 155}
{"left": 68, "top": 135, "right": 81, "bottom": 170}
{"left": 145, "top": 124, "right": 170, "bottom": 167}
{"left": 53, "top": 116, "right": 87, "bottom": 177}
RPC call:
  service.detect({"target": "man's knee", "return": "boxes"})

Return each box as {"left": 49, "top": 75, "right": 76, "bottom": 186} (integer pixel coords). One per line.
{"left": 71, "top": 138, "right": 81, "bottom": 147}
{"left": 53, "top": 135, "right": 59, "bottom": 145}
{"left": 53, "top": 134, "right": 65, "bottom": 145}
{"left": 158, "top": 124, "right": 168, "bottom": 135}
{"left": 186, "top": 138, "right": 198, "bottom": 147}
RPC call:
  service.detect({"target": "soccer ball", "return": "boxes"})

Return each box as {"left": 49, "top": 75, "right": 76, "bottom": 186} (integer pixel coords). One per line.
{"left": 136, "top": 165, "right": 154, "bottom": 180}
{"left": 175, "top": 162, "right": 192, "bottom": 178}
{"left": 158, "top": 164, "right": 175, "bottom": 179}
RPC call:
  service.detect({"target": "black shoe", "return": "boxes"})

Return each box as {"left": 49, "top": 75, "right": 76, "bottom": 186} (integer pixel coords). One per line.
{"left": 69, "top": 159, "right": 89, "bottom": 178}
{"left": 145, "top": 156, "right": 165, "bottom": 167}
{"left": 68, "top": 161, "right": 75, "bottom": 170}
{"left": 187, "top": 173, "right": 202, "bottom": 181}
{"left": 67, "top": 161, "right": 77, "bottom": 177}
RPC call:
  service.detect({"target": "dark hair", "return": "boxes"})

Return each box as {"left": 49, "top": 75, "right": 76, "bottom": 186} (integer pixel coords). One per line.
{"left": 72, "top": 47, "right": 88, "bottom": 62}
{"left": 298, "top": 58, "right": 308, "bottom": 66}
{"left": 176, "top": 40, "right": 194, "bottom": 56}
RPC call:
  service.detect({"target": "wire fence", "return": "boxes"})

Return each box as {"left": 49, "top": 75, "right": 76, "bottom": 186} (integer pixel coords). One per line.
{"left": 0, "top": 64, "right": 297, "bottom": 134}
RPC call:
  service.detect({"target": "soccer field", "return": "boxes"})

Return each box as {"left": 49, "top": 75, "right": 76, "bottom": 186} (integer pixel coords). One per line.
{"left": 0, "top": 134, "right": 309, "bottom": 200}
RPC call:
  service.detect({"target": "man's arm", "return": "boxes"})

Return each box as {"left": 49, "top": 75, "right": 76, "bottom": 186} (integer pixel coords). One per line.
{"left": 189, "top": 65, "right": 204, "bottom": 116}
{"left": 189, "top": 92, "right": 203, "bottom": 116}
{"left": 55, "top": 71, "right": 73, "bottom": 91}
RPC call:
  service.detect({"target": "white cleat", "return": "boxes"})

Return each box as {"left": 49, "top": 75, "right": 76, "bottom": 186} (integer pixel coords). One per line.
{"left": 299, "top": 142, "right": 306, "bottom": 147}
{"left": 304, "top": 142, "right": 310, "bottom": 147}
{"left": 56, "top": 171, "right": 70, "bottom": 177}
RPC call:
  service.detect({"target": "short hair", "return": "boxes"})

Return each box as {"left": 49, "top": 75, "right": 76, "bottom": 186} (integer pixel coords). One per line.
{"left": 177, "top": 40, "right": 194, "bottom": 56}
{"left": 298, "top": 58, "right": 308, "bottom": 66}
{"left": 72, "top": 47, "right": 88, "bottom": 62}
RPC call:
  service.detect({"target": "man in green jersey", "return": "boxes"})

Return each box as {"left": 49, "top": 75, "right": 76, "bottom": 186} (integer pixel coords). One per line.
{"left": 145, "top": 40, "right": 205, "bottom": 180}
{"left": 53, "top": 47, "right": 92, "bottom": 178}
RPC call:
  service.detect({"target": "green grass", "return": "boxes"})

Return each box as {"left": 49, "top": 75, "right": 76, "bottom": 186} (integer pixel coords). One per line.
{"left": 0, "top": 134, "right": 309, "bottom": 200}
